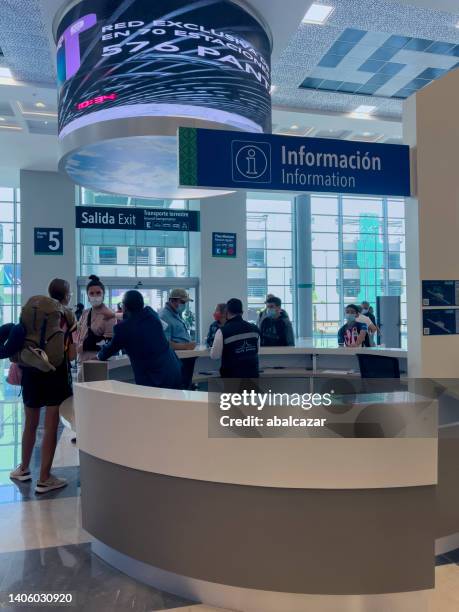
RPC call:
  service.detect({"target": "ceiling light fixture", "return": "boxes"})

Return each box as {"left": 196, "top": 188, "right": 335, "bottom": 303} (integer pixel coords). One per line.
{"left": 302, "top": 3, "right": 335, "bottom": 25}
{"left": 35, "top": 102, "right": 46, "bottom": 108}
{"left": 291, "top": 124, "right": 299, "bottom": 130}
{"left": 0, "top": 125, "right": 21, "bottom": 131}
{"left": 0, "top": 67, "right": 13, "bottom": 78}
{"left": 350, "top": 105, "right": 377, "bottom": 118}
{"left": 17, "top": 102, "right": 57, "bottom": 118}
{"left": 0, "top": 117, "right": 5, "bottom": 121}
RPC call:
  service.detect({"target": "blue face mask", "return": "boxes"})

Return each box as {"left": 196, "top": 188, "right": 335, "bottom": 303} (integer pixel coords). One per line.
{"left": 177, "top": 303, "right": 186, "bottom": 314}
{"left": 266, "top": 309, "right": 276, "bottom": 318}
{"left": 346, "top": 314, "right": 356, "bottom": 323}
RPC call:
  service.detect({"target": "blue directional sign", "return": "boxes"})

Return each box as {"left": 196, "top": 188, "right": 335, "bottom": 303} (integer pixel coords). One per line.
{"left": 34, "top": 228, "right": 63, "bottom": 255}
{"left": 212, "top": 232, "right": 237, "bottom": 258}
{"left": 179, "top": 127, "right": 411, "bottom": 197}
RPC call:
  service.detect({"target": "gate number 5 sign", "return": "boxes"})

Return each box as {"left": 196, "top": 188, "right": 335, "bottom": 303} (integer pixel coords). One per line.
{"left": 34, "top": 228, "right": 64, "bottom": 255}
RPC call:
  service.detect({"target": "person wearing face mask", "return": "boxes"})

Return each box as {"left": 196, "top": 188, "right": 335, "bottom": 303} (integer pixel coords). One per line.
{"left": 359, "top": 301, "right": 379, "bottom": 346}
{"left": 206, "top": 303, "right": 227, "bottom": 348}
{"left": 259, "top": 296, "right": 295, "bottom": 347}
{"left": 338, "top": 304, "right": 368, "bottom": 348}
{"left": 97, "top": 290, "right": 182, "bottom": 389}
{"left": 75, "top": 275, "right": 116, "bottom": 380}
{"left": 158, "top": 288, "right": 196, "bottom": 389}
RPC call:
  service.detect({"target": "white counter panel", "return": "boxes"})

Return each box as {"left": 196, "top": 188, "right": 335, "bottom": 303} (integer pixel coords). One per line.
{"left": 75, "top": 380, "right": 436, "bottom": 490}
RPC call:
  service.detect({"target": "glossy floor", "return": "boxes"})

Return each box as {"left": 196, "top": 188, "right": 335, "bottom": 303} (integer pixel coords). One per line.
{"left": 0, "top": 391, "right": 458, "bottom": 612}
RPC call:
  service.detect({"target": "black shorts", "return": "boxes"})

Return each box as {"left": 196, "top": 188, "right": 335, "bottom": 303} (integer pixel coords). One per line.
{"left": 21, "top": 358, "right": 73, "bottom": 409}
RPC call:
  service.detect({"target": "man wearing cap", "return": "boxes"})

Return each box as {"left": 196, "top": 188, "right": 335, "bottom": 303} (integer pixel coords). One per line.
{"left": 159, "top": 288, "right": 197, "bottom": 389}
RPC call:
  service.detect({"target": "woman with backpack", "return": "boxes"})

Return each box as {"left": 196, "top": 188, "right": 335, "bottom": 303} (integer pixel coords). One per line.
{"left": 9, "top": 278, "right": 77, "bottom": 494}
{"left": 75, "top": 275, "right": 116, "bottom": 381}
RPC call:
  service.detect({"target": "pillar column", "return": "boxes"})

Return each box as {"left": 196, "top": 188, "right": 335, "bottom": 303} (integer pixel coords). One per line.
{"left": 20, "top": 170, "right": 76, "bottom": 303}
{"left": 189, "top": 192, "right": 247, "bottom": 342}
{"left": 295, "top": 195, "right": 313, "bottom": 338}
{"left": 404, "top": 69, "right": 459, "bottom": 377}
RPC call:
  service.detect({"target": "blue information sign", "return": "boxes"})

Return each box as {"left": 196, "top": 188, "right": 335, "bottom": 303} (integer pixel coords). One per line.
{"left": 212, "top": 232, "right": 237, "bottom": 258}
{"left": 423, "top": 309, "right": 459, "bottom": 336}
{"left": 34, "top": 228, "right": 64, "bottom": 255}
{"left": 422, "top": 280, "right": 459, "bottom": 307}
{"left": 179, "top": 127, "right": 411, "bottom": 197}
{"left": 76, "top": 206, "right": 200, "bottom": 232}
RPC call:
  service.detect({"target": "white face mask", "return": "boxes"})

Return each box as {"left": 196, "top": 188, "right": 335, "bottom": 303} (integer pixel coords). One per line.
{"left": 89, "top": 296, "right": 103, "bottom": 307}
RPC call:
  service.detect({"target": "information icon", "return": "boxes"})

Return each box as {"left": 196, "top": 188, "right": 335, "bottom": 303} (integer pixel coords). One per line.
{"left": 232, "top": 141, "right": 271, "bottom": 183}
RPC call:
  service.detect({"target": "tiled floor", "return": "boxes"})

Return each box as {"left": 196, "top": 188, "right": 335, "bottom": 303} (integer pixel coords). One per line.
{"left": 0, "top": 394, "right": 199, "bottom": 611}
{"left": 1, "top": 393, "right": 459, "bottom": 612}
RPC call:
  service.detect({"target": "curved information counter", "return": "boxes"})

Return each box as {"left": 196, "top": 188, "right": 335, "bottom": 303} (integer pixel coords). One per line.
{"left": 71, "top": 370, "right": 459, "bottom": 612}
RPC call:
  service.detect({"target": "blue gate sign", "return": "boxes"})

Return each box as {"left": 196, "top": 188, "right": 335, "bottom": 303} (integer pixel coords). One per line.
{"left": 34, "top": 228, "right": 64, "bottom": 255}
{"left": 212, "top": 232, "right": 237, "bottom": 258}
{"left": 179, "top": 127, "right": 411, "bottom": 197}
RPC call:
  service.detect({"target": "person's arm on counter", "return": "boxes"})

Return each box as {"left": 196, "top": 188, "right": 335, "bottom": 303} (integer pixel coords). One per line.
{"left": 97, "top": 325, "right": 124, "bottom": 361}
{"left": 210, "top": 328, "right": 223, "bottom": 360}
{"left": 170, "top": 340, "right": 196, "bottom": 350}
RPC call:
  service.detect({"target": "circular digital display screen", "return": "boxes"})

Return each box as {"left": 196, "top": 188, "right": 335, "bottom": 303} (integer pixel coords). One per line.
{"left": 56, "top": 0, "right": 272, "bottom": 138}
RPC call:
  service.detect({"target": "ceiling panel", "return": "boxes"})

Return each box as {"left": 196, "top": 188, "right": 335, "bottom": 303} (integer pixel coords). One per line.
{"left": 272, "top": 0, "right": 459, "bottom": 119}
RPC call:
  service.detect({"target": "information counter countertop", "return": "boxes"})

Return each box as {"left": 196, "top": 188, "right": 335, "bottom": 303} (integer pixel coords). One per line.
{"left": 105, "top": 339, "right": 408, "bottom": 382}
{"left": 74, "top": 379, "right": 444, "bottom": 612}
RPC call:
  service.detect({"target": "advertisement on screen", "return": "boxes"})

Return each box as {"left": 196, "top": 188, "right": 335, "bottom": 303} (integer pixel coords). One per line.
{"left": 56, "top": 0, "right": 272, "bottom": 137}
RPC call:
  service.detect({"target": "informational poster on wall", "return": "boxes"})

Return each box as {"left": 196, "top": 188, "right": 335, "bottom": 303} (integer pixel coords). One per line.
{"left": 75, "top": 206, "right": 200, "bottom": 232}
{"left": 422, "top": 280, "right": 459, "bottom": 307}
{"left": 212, "top": 232, "right": 237, "bottom": 258}
{"left": 423, "top": 309, "right": 459, "bottom": 336}
{"left": 34, "top": 228, "right": 64, "bottom": 255}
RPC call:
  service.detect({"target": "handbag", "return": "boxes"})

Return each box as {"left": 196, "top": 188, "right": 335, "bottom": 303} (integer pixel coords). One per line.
{"left": 7, "top": 362, "right": 23, "bottom": 386}
{"left": 83, "top": 309, "right": 105, "bottom": 352}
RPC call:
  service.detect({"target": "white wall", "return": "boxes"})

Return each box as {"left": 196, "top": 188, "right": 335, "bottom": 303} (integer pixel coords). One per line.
{"left": 404, "top": 69, "right": 459, "bottom": 377}
{"left": 190, "top": 192, "right": 247, "bottom": 341}
{"left": 20, "top": 170, "right": 76, "bottom": 303}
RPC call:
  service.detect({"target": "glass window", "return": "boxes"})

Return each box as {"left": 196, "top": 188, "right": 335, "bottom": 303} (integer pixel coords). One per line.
{"left": 246, "top": 196, "right": 294, "bottom": 325}
{"left": 311, "top": 195, "right": 338, "bottom": 215}
{"left": 312, "top": 195, "right": 406, "bottom": 344}
{"left": 311, "top": 215, "right": 338, "bottom": 233}
{"left": 0, "top": 189, "right": 20, "bottom": 327}
{"left": 78, "top": 188, "right": 189, "bottom": 278}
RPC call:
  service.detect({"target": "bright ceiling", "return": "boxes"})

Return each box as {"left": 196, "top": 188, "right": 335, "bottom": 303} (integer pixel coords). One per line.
{"left": 0, "top": 0, "right": 457, "bottom": 186}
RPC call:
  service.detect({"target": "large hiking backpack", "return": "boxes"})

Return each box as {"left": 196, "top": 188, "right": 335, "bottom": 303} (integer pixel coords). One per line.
{"left": 12, "top": 296, "right": 69, "bottom": 371}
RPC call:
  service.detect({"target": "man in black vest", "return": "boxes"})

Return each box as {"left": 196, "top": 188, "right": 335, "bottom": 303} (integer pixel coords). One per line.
{"left": 210, "top": 298, "right": 260, "bottom": 378}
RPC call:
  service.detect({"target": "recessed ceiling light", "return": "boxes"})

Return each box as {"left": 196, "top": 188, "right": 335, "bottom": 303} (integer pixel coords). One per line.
{"left": 354, "top": 105, "right": 376, "bottom": 114}
{"left": 350, "top": 105, "right": 377, "bottom": 118}
{"left": 302, "top": 3, "right": 335, "bottom": 25}
{"left": 291, "top": 124, "right": 299, "bottom": 130}
{"left": 35, "top": 102, "right": 46, "bottom": 108}
{"left": 363, "top": 132, "right": 372, "bottom": 136}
